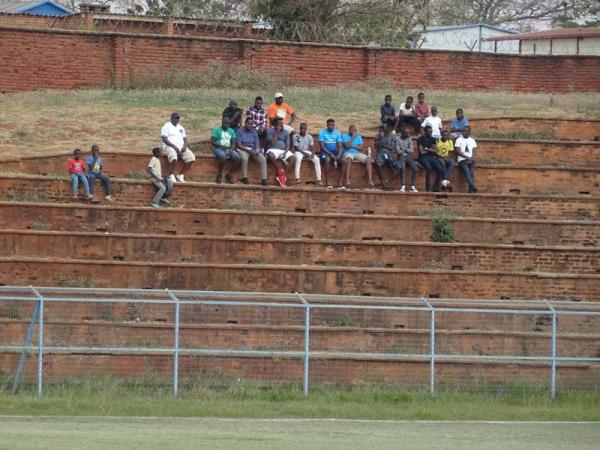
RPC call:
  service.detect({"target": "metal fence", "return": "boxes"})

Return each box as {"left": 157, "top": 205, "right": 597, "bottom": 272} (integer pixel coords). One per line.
{"left": 1, "top": 287, "right": 599, "bottom": 397}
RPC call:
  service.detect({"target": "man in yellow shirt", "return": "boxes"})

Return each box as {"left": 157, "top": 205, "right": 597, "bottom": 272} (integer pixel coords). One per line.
{"left": 436, "top": 129, "right": 455, "bottom": 190}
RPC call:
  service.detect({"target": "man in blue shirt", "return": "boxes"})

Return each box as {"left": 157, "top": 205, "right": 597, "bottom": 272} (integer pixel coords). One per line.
{"left": 341, "top": 125, "right": 374, "bottom": 188}
{"left": 86, "top": 145, "right": 112, "bottom": 201}
{"left": 318, "top": 118, "right": 343, "bottom": 187}
{"left": 450, "top": 108, "right": 469, "bottom": 140}
{"left": 236, "top": 117, "right": 268, "bottom": 186}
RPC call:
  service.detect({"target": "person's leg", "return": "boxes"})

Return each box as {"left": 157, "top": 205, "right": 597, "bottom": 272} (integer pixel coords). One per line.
{"left": 444, "top": 158, "right": 454, "bottom": 181}
{"left": 293, "top": 152, "right": 304, "bottom": 181}
{"left": 98, "top": 174, "right": 111, "bottom": 196}
{"left": 213, "top": 147, "right": 226, "bottom": 183}
{"left": 432, "top": 158, "right": 443, "bottom": 192}
{"left": 239, "top": 149, "right": 250, "bottom": 181}
{"left": 407, "top": 157, "right": 419, "bottom": 187}
{"left": 311, "top": 154, "right": 322, "bottom": 183}
{"left": 226, "top": 151, "right": 240, "bottom": 183}
{"left": 419, "top": 157, "right": 433, "bottom": 191}
{"left": 254, "top": 152, "right": 268, "bottom": 185}
{"left": 79, "top": 174, "right": 91, "bottom": 197}
{"left": 397, "top": 157, "right": 406, "bottom": 187}
{"left": 344, "top": 156, "right": 352, "bottom": 185}
{"left": 321, "top": 155, "right": 331, "bottom": 186}
{"left": 459, "top": 161, "right": 477, "bottom": 192}
{"left": 87, "top": 173, "right": 96, "bottom": 195}
{"left": 179, "top": 150, "right": 195, "bottom": 178}
{"left": 164, "top": 176, "right": 174, "bottom": 199}
{"left": 70, "top": 173, "right": 79, "bottom": 197}
{"left": 162, "top": 145, "right": 177, "bottom": 179}
{"left": 284, "top": 153, "right": 295, "bottom": 178}
{"left": 151, "top": 178, "right": 166, "bottom": 205}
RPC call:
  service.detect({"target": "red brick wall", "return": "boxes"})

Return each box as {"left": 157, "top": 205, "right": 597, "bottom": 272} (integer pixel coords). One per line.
{"left": 1, "top": 26, "right": 599, "bottom": 93}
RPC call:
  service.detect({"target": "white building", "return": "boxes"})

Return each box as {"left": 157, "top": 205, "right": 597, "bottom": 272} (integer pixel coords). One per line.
{"left": 417, "top": 23, "right": 519, "bottom": 54}
{"left": 486, "top": 27, "right": 600, "bottom": 56}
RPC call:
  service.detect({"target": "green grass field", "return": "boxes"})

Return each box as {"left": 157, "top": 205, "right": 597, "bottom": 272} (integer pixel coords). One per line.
{"left": 1, "top": 416, "right": 599, "bottom": 450}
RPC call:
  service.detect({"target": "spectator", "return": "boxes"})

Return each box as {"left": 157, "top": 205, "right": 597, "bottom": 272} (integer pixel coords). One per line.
{"left": 245, "top": 96, "right": 267, "bottom": 136}
{"left": 68, "top": 149, "right": 92, "bottom": 201}
{"left": 396, "top": 127, "right": 418, "bottom": 192}
{"left": 374, "top": 123, "right": 399, "bottom": 189}
{"left": 292, "top": 122, "right": 322, "bottom": 186}
{"left": 414, "top": 92, "right": 429, "bottom": 124}
{"left": 450, "top": 108, "right": 469, "bottom": 140}
{"left": 212, "top": 117, "right": 239, "bottom": 184}
{"left": 86, "top": 144, "right": 112, "bottom": 201}
{"left": 265, "top": 118, "right": 294, "bottom": 187}
{"left": 317, "top": 118, "right": 343, "bottom": 187}
{"left": 160, "top": 112, "right": 196, "bottom": 183}
{"left": 417, "top": 125, "right": 443, "bottom": 192}
{"left": 397, "top": 96, "right": 420, "bottom": 134}
{"left": 436, "top": 129, "right": 455, "bottom": 190}
{"left": 342, "top": 125, "right": 374, "bottom": 188}
{"left": 236, "top": 117, "right": 268, "bottom": 186}
{"left": 147, "top": 147, "right": 173, "bottom": 208}
{"left": 267, "top": 92, "right": 296, "bottom": 132}
{"left": 421, "top": 106, "right": 443, "bottom": 140}
{"left": 455, "top": 126, "right": 479, "bottom": 193}
{"left": 222, "top": 99, "right": 243, "bottom": 131}
{"left": 380, "top": 94, "right": 396, "bottom": 127}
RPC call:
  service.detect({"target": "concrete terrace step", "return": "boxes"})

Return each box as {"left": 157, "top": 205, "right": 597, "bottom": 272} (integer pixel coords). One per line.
{"left": 0, "top": 257, "right": 597, "bottom": 300}
{"left": 1, "top": 176, "right": 598, "bottom": 221}
{"left": 1, "top": 230, "right": 597, "bottom": 274}
{"left": 2, "top": 202, "right": 597, "bottom": 246}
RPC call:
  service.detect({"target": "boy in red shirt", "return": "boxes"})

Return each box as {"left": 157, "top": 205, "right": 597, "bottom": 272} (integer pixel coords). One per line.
{"left": 67, "top": 149, "right": 92, "bottom": 200}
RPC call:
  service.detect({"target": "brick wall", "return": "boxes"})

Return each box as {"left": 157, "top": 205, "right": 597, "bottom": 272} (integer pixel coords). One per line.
{"left": 1, "top": 26, "right": 599, "bottom": 93}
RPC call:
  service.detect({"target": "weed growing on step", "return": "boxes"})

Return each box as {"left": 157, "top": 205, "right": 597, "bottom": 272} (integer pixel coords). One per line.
{"left": 431, "top": 215, "right": 455, "bottom": 243}
{"left": 30, "top": 219, "right": 49, "bottom": 231}
{"left": 220, "top": 201, "right": 256, "bottom": 211}
{"left": 124, "top": 171, "right": 147, "bottom": 180}
{"left": 418, "top": 205, "right": 464, "bottom": 218}
{"left": 7, "top": 188, "right": 48, "bottom": 203}
{"left": 57, "top": 275, "right": 94, "bottom": 288}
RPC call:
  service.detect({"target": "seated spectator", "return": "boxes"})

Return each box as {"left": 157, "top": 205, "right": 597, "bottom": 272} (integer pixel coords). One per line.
{"left": 436, "top": 129, "right": 455, "bottom": 190}
{"left": 267, "top": 92, "right": 296, "bottom": 132}
{"left": 342, "top": 125, "right": 374, "bottom": 188}
{"left": 245, "top": 96, "right": 267, "bottom": 137}
{"left": 421, "top": 106, "right": 443, "bottom": 140}
{"left": 265, "top": 118, "right": 294, "bottom": 187}
{"left": 374, "top": 123, "right": 399, "bottom": 189}
{"left": 455, "top": 126, "right": 478, "bottom": 193}
{"left": 236, "top": 117, "right": 268, "bottom": 186}
{"left": 450, "top": 108, "right": 469, "bottom": 140}
{"left": 317, "top": 118, "right": 343, "bottom": 187}
{"left": 417, "top": 125, "right": 443, "bottom": 192}
{"left": 86, "top": 144, "right": 112, "bottom": 201}
{"left": 212, "top": 117, "right": 239, "bottom": 184}
{"left": 222, "top": 99, "right": 243, "bottom": 131}
{"left": 160, "top": 112, "right": 196, "bottom": 183}
{"left": 292, "top": 122, "right": 322, "bottom": 186}
{"left": 380, "top": 95, "right": 396, "bottom": 127}
{"left": 397, "top": 96, "right": 420, "bottom": 134}
{"left": 414, "top": 92, "right": 429, "bottom": 125}
{"left": 147, "top": 147, "right": 173, "bottom": 208}
{"left": 396, "top": 127, "right": 418, "bottom": 192}
{"left": 68, "top": 149, "right": 92, "bottom": 201}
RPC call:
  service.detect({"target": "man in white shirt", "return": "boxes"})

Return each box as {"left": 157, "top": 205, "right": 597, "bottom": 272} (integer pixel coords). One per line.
{"left": 292, "top": 123, "right": 322, "bottom": 185}
{"left": 454, "top": 126, "right": 478, "bottom": 193}
{"left": 421, "top": 106, "right": 443, "bottom": 140}
{"left": 160, "top": 112, "right": 196, "bottom": 183}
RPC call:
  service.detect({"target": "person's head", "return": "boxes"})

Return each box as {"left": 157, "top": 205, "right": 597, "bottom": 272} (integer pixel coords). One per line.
{"left": 423, "top": 125, "right": 432, "bottom": 137}
{"left": 299, "top": 122, "right": 307, "bottom": 135}
{"left": 274, "top": 92, "right": 284, "bottom": 105}
{"left": 244, "top": 117, "right": 254, "bottom": 130}
{"left": 170, "top": 111, "right": 180, "bottom": 125}
{"left": 348, "top": 124, "right": 357, "bottom": 135}
{"left": 73, "top": 149, "right": 82, "bottom": 160}
{"left": 228, "top": 99, "right": 238, "bottom": 109}
{"left": 441, "top": 129, "right": 450, "bottom": 141}
{"left": 152, "top": 147, "right": 161, "bottom": 158}
{"left": 462, "top": 126, "right": 471, "bottom": 138}
{"left": 384, "top": 94, "right": 392, "bottom": 105}
{"left": 417, "top": 92, "right": 425, "bottom": 103}
{"left": 221, "top": 117, "right": 230, "bottom": 129}
{"left": 254, "top": 96, "right": 263, "bottom": 109}
{"left": 400, "top": 127, "right": 410, "bottom": 138}
{"left": 405, "top": 96, "right": 413, "bottom": 106}
{"left": 455, "top": 108, "right": 464, "bottom": 120}
{"left": 91, "top": 144, "right": 99, "bottom": 157}
{"left": 431, "top": 106, "right": 438, "bottom": 116}
{"left": 272, "top": 117, "right": 282, "bottom": 129}
{"left": 326, "top": 118, "right": 335, "bottom": 131}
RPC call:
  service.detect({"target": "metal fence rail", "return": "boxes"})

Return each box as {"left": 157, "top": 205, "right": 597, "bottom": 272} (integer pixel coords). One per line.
{"left": 0, "top": 286, "right": 599, "bottom": 398}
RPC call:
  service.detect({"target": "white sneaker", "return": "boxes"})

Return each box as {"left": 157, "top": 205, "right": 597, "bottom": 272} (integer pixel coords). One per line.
{"left": 400, "top": 185, "right": 406, "bottom": 192}
{"left": 176, "top": 174, "right": 185, "bottom": 183}
{"left": 410, "top": 186, "right": 418, "bottom": 192}
{"left": 169, "top": 174, "right": 177, "bottom": 184}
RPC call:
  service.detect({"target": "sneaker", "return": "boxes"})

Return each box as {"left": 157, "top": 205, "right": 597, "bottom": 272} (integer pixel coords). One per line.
{"left": 225, "top": 174, "right": 234, "bottom": 184}
{"left": 71, "top": 195, "right": 79, "bottom": 200}
{"left": 176, "top": 174, "right": 185, "bottom": 183}
{"left": 160, "top": 198, "right": 170, "bottom": 205}
{"left": 241, "top": 177, "right": 249, "bottom": 185}
{"left": 169, "top": 174, "right": 177, "bottom": 184}
{"left": 105, "top": 195, "right": 113, "bottom": 201}
{"left": 86, "top": 195, "right": 94, "bottom": 201}
{"left": 276, "top": 169, "right": 287, "bottom": 187}
{"left": 409, "top": 186, "right": 418, "bottom": 192}
{"left": 150, "top": 203, "right": 160, "bottom": 209}
{"left": 400, "top": 185, "right": 406, "bottom": 192}
{"left": 216, "top": 175, "right": 222, "bottom": 184}
{"left": 291, "top": 179, "right": 301, "bottom": 186}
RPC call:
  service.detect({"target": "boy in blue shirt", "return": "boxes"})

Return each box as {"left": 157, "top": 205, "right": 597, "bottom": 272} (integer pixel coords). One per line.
{"left": 318, "top": 118, "right": 343, "bottom": 187}
{"left": 341, "top": 125, "right": 374, "bottom": 188}
{"left": 86, "top": 145, "right": 112, "bottom": 201}
{"left": 450, "top": 108, "right": 469, "bottom": 140}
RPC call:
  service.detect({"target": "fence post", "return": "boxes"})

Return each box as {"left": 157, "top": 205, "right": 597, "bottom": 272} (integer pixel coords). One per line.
{"left": 423, "top": 298, "right": 435, "bottom": 396}
{"left": 31, "top": 286, "right": 44, "bottom": 396}
{"left": 297, "top": 293, "right": 310, "bottom": 396}
{"left": 166, "top": 289, "right": 180, "bottom": 397}
{"left": 545, "top": 301, "right": 557, "bottom": 399}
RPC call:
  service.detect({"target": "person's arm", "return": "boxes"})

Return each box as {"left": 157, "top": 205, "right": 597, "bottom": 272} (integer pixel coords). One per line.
{"left": 86, "top": 158, "right": 93, "bottom": 173}
{"left": 454, "top": 142, "right": 470, "bottom": 161}
{"left": 471, "top": 146, "right": 477, "bottom": 164}
{"left": 228, "top": 130, "right": 237, "bottom": 151}
{"left": 319, "top": 140, "right": 336, "bottom": 159}
{"left": 288, "top": 107, "right": 297, "bottom": 126}
{"left": 162, "top": 136, "right": 182, "bottom": 156}
{"left": 211, "top": 129, "right": 222, "bottom": 148}
{"left": 235, "top": 135, "right": 249, "bottom": 152}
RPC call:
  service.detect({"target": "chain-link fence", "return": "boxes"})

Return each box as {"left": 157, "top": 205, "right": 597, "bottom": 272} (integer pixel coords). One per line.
{"left": 1, "top": 287, "right": 599, "bottom": 397}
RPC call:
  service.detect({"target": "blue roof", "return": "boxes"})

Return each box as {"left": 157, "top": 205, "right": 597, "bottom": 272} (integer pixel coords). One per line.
{"left": 426, "top": 23, "right": 518, "bottom": 34}
{"left": 0, "top": 1, "right": 73, "bottom": 16}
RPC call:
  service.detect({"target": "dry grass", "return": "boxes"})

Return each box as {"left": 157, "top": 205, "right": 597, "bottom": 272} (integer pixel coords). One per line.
{"left": 0, "top": 81, "right": 598, "bottom": 160}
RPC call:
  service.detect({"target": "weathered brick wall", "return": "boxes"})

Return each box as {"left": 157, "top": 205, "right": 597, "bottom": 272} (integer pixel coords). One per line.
{"left": 1, "top": 26, "right": 599, "bottom": 93}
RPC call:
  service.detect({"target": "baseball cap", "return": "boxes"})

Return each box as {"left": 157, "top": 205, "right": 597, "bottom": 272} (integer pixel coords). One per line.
{"left": 171, "top": 111, "right": 181, "bottom": 119}
{"left": 274, "top": 92, "right": 284, "bottom": 99}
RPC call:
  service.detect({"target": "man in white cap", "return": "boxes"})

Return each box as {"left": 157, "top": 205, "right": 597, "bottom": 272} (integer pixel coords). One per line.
{"left": 160, "top": 111, "right": 196, "bottom": 183}
{"left": 267, "top": 92, "right": 296, "bottom": 132}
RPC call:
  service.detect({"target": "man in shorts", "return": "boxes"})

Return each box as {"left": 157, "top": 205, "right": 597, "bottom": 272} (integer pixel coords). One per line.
{"left": 292, "top": 122, "right": 322, "bottom": 186}
{"left": 211, "top": 117, "right": 239, "bottom": 184}
{"left": 342, "top": 125, "right": 374, "bottom": 188}
{"left": 160, "top": 111, "right": 196, "bottom": 183}
{"left": 318, "top": 118, "right": 343, "bottom": 187}
{"left": 374, "top": 123, "right": 399, "bottom": 189}
{"left": 265, "top": 118, "right": 294, "bottom": 187}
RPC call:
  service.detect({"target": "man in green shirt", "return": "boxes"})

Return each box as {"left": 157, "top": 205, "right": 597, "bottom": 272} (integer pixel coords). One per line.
{"left": 212, "top": 117, "right": 239, "bottom": 184}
